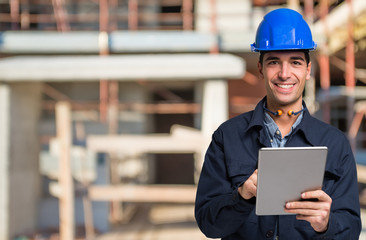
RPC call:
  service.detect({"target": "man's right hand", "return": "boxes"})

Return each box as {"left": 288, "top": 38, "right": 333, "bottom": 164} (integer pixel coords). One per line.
{"left": 238, "top": 169, "right": 258, "bottom": 200}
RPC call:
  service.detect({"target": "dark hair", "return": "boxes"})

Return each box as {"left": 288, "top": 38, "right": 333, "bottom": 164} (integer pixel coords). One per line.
{"left": 259, "top": 50, "right": 310, "bottom": 66}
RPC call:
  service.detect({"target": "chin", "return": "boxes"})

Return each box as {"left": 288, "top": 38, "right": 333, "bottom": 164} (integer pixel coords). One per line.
{"left": 277, "top": 97, "right": 302, "bottom": 106}
{"left": 272, "top": 95, "right": 295, "bottom": 104}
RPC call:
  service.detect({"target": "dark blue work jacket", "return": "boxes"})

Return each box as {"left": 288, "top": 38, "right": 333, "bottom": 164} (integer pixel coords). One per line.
{"left": 195, "top": 98, "right": 361, "bottom": 240}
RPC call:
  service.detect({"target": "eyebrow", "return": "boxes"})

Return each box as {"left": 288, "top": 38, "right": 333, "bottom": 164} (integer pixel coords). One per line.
{"left": 264, "top": 55, "right": 306, "bottom": 62}
{"left": 264, "top": 56, "right": 280, "bottom": 62}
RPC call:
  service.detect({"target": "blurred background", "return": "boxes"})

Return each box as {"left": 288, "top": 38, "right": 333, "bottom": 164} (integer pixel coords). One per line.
{"left": 1, "top": 0, "right": 366, "bottom": 239}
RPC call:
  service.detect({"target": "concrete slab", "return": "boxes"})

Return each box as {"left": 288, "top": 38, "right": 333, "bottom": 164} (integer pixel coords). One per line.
{"left": 0, "top": 54, "right": 245, "bottom": 81}
{"left": 95, "top": 204, "right": 213, "bottom": 240}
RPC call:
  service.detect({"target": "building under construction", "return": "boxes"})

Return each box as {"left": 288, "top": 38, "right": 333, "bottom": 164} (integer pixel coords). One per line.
{"left": 1, "top": 0, "right": 366, "bottom": 239}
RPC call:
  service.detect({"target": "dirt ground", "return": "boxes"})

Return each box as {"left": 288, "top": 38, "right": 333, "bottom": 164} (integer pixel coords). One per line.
{"left": 95, "top": 203, "right": 366, "bottom": 240}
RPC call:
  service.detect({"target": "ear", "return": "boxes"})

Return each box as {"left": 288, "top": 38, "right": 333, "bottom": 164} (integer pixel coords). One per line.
{"left": 257, "top": 62, "right": 264, "bottom": 80}
{"left": 305, "top": 62, "right": 312, "bottom": 80}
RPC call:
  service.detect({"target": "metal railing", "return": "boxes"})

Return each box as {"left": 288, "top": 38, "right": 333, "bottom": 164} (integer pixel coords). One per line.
{"left": 0, "top": 0, "right": 194, "bottom": 31}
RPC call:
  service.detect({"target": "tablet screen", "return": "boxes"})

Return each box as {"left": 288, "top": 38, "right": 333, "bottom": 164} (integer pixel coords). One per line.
{"left": 256, "top": 146, "right": 328, "bottom": 215}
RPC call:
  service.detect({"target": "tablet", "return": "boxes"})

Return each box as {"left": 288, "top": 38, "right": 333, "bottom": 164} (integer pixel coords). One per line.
{"left": 256, "top": 146, "right": 328, "bottom": 215}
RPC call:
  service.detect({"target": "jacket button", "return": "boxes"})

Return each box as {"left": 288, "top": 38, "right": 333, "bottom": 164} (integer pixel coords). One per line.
{"left": 265, "top": 230, "right": 274, "bottom": 238}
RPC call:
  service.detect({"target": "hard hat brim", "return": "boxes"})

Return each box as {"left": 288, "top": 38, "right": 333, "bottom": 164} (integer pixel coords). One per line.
{"left": 251, "top": 43, "right": 317, "bottom": 52}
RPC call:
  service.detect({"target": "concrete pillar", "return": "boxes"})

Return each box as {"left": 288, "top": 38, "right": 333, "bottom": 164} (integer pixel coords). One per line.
{"left": 194, "top": 82, "right": 203, "bottom": 130}
{"left": 0, "top": 84, "right": 10, "bottom": 240}
{"left": 201, "top": 79, "right": 228, "bottom": 136}
{"left": 195, "top": 79, "right": 228, "bottom": 180}
{"left": 8, "top": 83, "right": 42, "bottom": 238}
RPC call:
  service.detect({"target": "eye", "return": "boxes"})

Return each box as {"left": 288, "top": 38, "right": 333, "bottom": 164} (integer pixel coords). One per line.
{"left": 292, "top": 60, "right": 303, "bottom": 66}
{"left": 291, "top": 58, "right": 306, "bottom": 65}
{"left": 267, "top": 60, "right": 278, "bottom": 65}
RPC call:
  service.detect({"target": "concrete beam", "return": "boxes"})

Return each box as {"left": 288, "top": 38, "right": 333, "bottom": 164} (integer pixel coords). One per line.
{"left": 0, "top": 54, "right": 245, "bottom": 81}
{"left": 0, "top": 31, "right": 216, "bottom": 54}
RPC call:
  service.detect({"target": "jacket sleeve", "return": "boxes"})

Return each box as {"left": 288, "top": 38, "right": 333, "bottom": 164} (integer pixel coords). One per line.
{"left": 194, "top": 129, "right": 255, "bottom": 239}
{"left": 317, "top": 140, "right": 361, "bottom": 240}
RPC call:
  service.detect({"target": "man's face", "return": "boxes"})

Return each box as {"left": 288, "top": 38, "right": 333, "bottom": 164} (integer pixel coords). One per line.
{"left": 258, "top": 51, "right": 311, "bottom": 108}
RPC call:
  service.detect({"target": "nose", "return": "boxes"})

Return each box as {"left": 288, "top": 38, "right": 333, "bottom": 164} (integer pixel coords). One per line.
{"left": 278, "top": 63, "right": 290, "bottom": 80}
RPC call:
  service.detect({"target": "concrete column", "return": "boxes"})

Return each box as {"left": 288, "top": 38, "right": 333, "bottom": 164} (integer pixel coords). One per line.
{"left": 0, "top": 84, "right": 10, "bottom": 240}
{"left": 8, "top": 83, "right": 42, "bottom": 238}
{"left": 196, "top": 79, "right": 228, "bottom": 180}
{"left": 201, "top": 79, "right": 228, "bottom": 136}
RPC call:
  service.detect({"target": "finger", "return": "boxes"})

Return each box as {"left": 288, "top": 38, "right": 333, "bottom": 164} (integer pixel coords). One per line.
{"left": 295, "top": 215, "right": 320, "bottom": 224}
{"left": 240, "top": 183, "right": 256, "bottom": 199}
{"left": 252, "top": 170, "right": 258, "bottom": 187}
{"left": 243, "top": 170, "right": 258, "bottom": 197}
{"left": 286, "top": 200, "right": 323, "bottom": 209}
{"left": 250, "top": 184, "right": 257, "bottom": 197}
{"left": 302, "top": 190, "right": 331, "bottom": 202}
{"left": 240, "top": 177, "right": 257, "bottom": 199}
{"left": 284, "top": 208, "right": 320, "bottom": 216}
{"left": 286, "top": 200, "right": 311, "bottom": 209}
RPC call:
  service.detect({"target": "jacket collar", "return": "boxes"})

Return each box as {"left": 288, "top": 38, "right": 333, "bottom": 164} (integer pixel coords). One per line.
{"left": 297, "top": 106, "right": 320, "bottom": 146}
{"left": 246, "top": 97, "right": 267, "bottom": 131}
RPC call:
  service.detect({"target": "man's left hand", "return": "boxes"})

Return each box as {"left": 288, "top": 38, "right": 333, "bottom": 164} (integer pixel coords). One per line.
{"left": 284, "top": 190, "right": 332, "bottom": 233}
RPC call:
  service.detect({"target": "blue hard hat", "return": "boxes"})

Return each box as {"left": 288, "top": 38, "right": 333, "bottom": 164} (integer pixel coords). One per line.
{"left": 251, "top": 8, "right": 317, "bottom": 52}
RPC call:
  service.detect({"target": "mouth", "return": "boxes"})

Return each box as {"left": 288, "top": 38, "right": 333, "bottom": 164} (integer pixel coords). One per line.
{"left": 276, "top": 83, "right": 295, "bottom": 89}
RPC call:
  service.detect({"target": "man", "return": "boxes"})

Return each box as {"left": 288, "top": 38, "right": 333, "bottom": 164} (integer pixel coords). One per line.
{"left": 195, "top": 8, "right": 361, "bottom": 239}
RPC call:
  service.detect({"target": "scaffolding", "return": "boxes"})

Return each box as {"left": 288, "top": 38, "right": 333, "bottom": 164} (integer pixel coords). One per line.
{"left": 2, "top": 0, "right": 366, "bottom": 239}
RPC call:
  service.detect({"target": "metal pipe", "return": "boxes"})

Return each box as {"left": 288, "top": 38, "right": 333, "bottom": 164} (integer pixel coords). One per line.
{"left": 51, "top": 0, "right": 70, "bottom": 31}
{"left": 346, "top": 0, "right": 356, "bottom": 90}
{"left": 182, "top": 0, "right": 193, "bottom": 31}
{"left": 319, "top": 0, "right": 330, "bottom": 91}
{"left": 345, "top": 0, "right": 356, "bottom": 144}
{"left": 99, "top": 0, "right": 110, "bottom": 123}
{"left": 10, "top": 0, "right": 20, "bottom": 30}
{"left": 209, "top": 0, "right": 218, "bottom": 54}
{"left": 128, "top": 0, "right": 138, "bottom": 30}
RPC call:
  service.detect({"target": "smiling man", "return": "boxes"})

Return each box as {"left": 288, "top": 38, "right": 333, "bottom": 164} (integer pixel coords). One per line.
{"left": 195, "top": 8, "right": 361, "bottom": 240}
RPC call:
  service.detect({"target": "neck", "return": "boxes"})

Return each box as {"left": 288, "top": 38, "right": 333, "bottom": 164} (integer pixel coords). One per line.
{"left": 266, "top": 98, "right": 303, "bottom": 116}
{"left": 263, "top": 107, "right": 305, "bottom": 117}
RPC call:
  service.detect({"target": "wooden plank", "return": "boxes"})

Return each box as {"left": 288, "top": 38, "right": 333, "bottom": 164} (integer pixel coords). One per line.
{"left": 357, "top": 164, "right": 366, "bottom": 184}
{"left": 82, "top": 196, "right": 95, "bottom": 240}
{"left": 87, "top": 125, "right": 205, "bottom": 154}
{"left": 88, "top": 135, "right": 202, "bottom": 154}
{"left": 42, "top": 101, "right": 201, "bottom": 114}
{"left": 89, "top": 184, "right": 196, "bottom": 203}
{"left": 56, "top": 102, "right": 74, "bottom": 240}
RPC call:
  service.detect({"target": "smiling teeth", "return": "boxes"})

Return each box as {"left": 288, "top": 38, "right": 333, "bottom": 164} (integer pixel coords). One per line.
{"left": 278, "top": 84, "right": 294, "bottom": 89}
